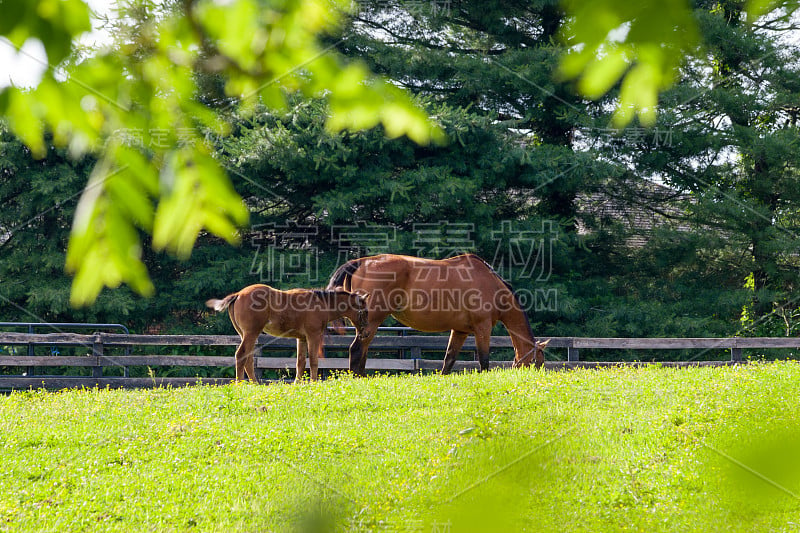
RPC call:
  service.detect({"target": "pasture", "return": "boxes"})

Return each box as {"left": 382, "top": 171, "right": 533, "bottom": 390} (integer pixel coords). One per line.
{"left": 3, "top": 3, "right": 800, "bottom": 533}
{"left": 1, "top": 362, "right": 799, "bottom": 532}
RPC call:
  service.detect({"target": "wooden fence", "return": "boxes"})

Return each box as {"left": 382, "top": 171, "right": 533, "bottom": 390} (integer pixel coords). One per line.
{"left": 1, "top": 331, "right": 799, "bottom": 390}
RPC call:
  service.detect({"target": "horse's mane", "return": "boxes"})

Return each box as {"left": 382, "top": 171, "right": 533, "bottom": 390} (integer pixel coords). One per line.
{"left": 471, "top": 254, "right": 537, "bottom": 343}
{"left": 312, "top": 288, "right": 337, "bottom": 300}
{"left": 311, "top": 287, "right": 358, "bottom": 301}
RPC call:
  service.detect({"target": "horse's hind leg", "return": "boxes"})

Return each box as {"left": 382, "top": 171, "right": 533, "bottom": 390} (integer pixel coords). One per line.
{"left": 244, "top": 342, "right": 259, "bottom": 382}
{"left": 235, "top": 334, "right": 259, "bottom": 382}
{"left": 307, "top": 334, "right": 323, "bottom": 381}
{"left": 234, "top": 342, "right": 247, "bottom": 380}
{"left": 442, "top": 331, "right": 468, "bottom": 375}
{"left": 295, "top": 338, "right": 308, "bottom": 383}
{"left": 229, "top": 303, "right": 259, "bottom": 382}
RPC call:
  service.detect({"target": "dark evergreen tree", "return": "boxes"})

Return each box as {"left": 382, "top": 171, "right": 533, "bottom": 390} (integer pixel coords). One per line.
{"left": 602, "top": 1, "right": 800, "bottom": 336}
{"left": 0, "top": 128, "right": 137, "bottom": 323}
{"left": 0, "top": 124, "right": 252, "bottom": 334}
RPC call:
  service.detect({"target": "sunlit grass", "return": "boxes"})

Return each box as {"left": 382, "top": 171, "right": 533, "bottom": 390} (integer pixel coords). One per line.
{"left": 1, "top": 362, "right": 799, "bottom": 531}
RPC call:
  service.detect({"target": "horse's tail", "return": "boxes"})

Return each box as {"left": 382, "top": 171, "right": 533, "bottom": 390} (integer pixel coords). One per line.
{"left": 326, "top": 258, "right": 363, "bottom": 291}
{"left": 205, "top": 292, "right": 239, "bottom": 312}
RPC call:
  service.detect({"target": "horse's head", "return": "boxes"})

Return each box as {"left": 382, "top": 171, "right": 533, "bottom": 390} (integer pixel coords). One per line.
{"left": 512, "top": 339, "right": 550, "bottom": 369}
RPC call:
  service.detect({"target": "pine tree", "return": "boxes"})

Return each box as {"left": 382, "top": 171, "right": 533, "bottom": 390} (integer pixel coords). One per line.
{"left": 606, "top": 1, "right": 800, "bottom": 332}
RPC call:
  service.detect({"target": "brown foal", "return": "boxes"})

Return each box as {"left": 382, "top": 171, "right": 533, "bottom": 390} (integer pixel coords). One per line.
{"left": 206, "top": 284, "right": 367, "bottom": 382}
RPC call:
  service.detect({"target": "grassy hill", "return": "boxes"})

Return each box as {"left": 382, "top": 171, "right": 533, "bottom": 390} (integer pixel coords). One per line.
{"left": 1, "top": 363, "right": 799, "bottom": 532}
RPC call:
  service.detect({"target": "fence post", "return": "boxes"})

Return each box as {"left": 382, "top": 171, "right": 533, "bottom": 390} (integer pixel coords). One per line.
{"left": 567, "top": 339, "right": 579, "bottom": 362}
{"left": 27, "top": 324, "right": 35, "bottom": 377}
{"left": 730, "top": 346, "right": 742, "bottom": 363}
{"left": 92, "top": 336, "right": 103, "bottom": 378}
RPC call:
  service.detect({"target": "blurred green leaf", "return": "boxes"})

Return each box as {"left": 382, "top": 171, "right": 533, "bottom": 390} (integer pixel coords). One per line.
{"left": 577, "top": 47, "right": 629, "bottom": 100}
{"left": 0, "top": 0, "right": 446, "bottom": 306}
{"left": 5, "top": 89, "right": 46, "bottom": 157}
{"left": 559, "top": 0, "right": 698, "bottom": 127}
{"left": 153, "top": 149, "right": 248, "bottom": 259}
{"left": 747, "top": 0, "right": 779, "bottom": 21}
{"left": 560, "top": 0, "right": 799, "bottom": 125}
{"left": 2, "top": 0, "right": 91, "bottom": 65}
{"left": 66, "top": 166, "right": 155, "bottom": 306}
{"left": 105, "top": 171, "right": 155, "bottom": 231}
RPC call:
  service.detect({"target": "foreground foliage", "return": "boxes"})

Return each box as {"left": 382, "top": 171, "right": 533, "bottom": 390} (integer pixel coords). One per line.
{"left": 1, "top": 0, "right": 442, "bottom": 306}
{"left": 1, "top": 363, "right": 799, "bottom": 532}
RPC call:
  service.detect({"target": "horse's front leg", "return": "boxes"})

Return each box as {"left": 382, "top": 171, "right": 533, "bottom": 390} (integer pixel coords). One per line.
{"left": 350, "top": 328, "right": 378, "bottom": 376}
{"left": 441, "top": 330, "right": 468, "bottom": 375}
{"left": 474, "top": 322, "right": 492, "bottom": 372}
{"left": 295, "top": 338, "right": 308, "bottom": 384}
{"left": 349, "top": 335, "right": 364, "bottom": 375}
{"left": 349, "top": 314, "right": 385, "bottom": 376}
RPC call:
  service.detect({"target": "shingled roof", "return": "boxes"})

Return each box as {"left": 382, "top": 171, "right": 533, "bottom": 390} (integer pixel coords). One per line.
{"left": 576, "top": 179, "right": 692, "bottom": 247}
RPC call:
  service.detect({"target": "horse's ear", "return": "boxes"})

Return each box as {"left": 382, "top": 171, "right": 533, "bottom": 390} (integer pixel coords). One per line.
{"left": 538, "top": 339, "right": 551, "bottom": 349}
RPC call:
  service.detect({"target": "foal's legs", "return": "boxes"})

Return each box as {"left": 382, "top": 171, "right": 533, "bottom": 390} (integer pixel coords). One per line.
{"left": 306, "top": 333, "right": 324, "bottom": 381}
{"left": 235, "top": 333, "right": 259, "bottom": 382}
{"left": 295, "top": 338, "right": 308, "bottom": 383}
{"left": 441, "top": 330, "right": 468, "bottom": 375}
{"left": 230, "top": 305, "right": 252, "bottom": 381}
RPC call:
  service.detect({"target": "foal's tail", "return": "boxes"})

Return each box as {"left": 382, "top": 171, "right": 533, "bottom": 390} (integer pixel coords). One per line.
{"left": 205, "top": 292, "right": 239, "bottom": 312}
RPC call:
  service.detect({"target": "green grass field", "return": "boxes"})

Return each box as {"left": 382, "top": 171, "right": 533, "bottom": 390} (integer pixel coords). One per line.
{"left": 1, "top": 363, "right": 799, "bottom": 532}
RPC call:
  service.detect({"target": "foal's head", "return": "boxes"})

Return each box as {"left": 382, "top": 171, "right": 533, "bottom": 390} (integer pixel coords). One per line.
{"left": 326, "top": 289, "right": 368, "bottom": 335}
{"left": 351, "top": 292, "right": 368, "bottom": 333}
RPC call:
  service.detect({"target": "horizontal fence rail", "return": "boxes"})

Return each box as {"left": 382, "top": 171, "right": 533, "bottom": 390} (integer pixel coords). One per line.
{"left": 1, "top": 332, "right": 799, "bottom": 390}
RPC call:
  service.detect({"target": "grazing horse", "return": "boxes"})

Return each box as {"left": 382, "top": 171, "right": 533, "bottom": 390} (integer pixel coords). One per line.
{"left": 206, "top": 284, "right": 368, "bottom": 382}
{"left": 327, "top": 254, "right": 548, "bottom": 375}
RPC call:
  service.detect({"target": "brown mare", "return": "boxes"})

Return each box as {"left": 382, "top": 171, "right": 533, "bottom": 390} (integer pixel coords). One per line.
{"left": 205, "top": 284, "right": 367, "bottom": 382}
{"left": 327, "top": 253, "right": 548, "bottom": 375}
